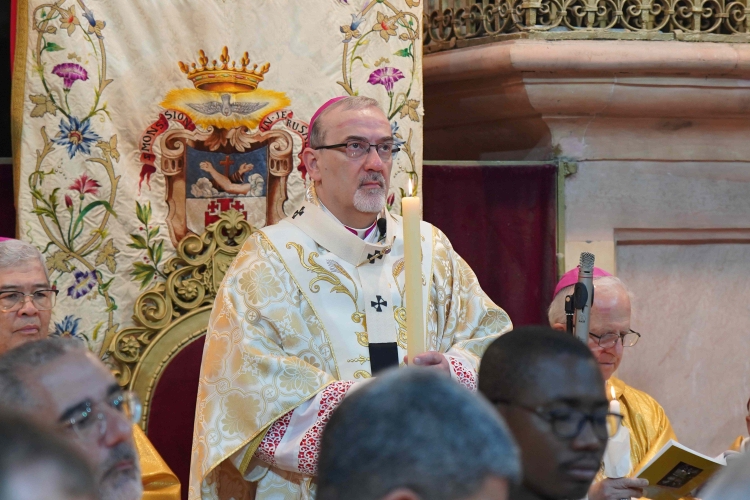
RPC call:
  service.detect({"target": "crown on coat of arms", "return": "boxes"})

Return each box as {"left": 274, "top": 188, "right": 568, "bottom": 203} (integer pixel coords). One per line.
{"left": 178, "top": 46, "right": 270, "bottom": 93}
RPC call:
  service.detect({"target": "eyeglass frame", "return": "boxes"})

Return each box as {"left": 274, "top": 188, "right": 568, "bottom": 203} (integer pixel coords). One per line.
{"left": 588, "top": 329, "right": 641, "bottom": 349}
{"left": 313, "top": 140, "right": 401, "bottom": 161}
{"left": 0, "top": 289, "right": 59, "bottom": 313}
{"left": 59, "top": 390, "right": 142, "bottom": 441}
{"left": 493, "top": 398, "right": 623, "bottom": 441}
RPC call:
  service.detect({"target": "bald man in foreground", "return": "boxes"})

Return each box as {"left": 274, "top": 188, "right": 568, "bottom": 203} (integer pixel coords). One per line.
{"left": 318, "top": 367, "right": 520, "bottom": 500}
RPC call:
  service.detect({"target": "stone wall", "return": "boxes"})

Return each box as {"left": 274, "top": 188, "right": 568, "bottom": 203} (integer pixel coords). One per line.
{"left": 425, "top": 38, "right": 750, "bottom": 454}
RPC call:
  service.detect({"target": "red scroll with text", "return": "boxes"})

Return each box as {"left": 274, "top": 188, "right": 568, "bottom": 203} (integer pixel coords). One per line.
{"left": 138, "top": 110, "right": 195, "bottom": 193}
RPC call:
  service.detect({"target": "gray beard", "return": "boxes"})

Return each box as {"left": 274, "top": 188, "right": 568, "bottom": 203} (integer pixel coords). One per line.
{"left": 98, "top": 443, "right": 143, "bottom": 500}
{"left": 353, "top": 187, "right": 386, "bottom": 214}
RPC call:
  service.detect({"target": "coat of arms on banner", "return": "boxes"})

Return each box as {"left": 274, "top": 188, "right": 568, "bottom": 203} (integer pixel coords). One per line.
{"left": 138, "top": 47, "right": 310, "bottom": 245}
{"left": 16, "top": 0, "right": 423, "bottom": 359}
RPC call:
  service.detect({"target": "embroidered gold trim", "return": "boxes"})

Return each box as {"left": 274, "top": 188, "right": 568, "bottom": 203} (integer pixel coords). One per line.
{"left": 11, "top": 0, "right": 30, "bottom": 232}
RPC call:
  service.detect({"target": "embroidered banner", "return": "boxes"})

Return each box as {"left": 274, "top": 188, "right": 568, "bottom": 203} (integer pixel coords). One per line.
{"left": 12, "top": 0, "right": 423, "bottom": 356}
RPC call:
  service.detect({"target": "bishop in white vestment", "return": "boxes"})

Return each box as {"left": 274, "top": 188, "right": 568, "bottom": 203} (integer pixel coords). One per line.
{"left": 189, "top": 96, "right": 513, "bottom": 500}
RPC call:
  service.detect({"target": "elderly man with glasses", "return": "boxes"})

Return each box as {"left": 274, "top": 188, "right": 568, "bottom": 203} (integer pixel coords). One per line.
{"left": 0, "top": 239, "right": 179, "bottom": 500}
{"left": 191, "top": 96, "right": 513, "bottom": 499}
{"left": 548, "top": 268, "right": 676, "bottom": 500}
{"left": 0, "top": 238, "right": 54, "bottom": 353}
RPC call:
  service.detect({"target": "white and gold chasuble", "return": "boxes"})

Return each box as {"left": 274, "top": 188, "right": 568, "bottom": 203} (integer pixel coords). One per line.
{"left": 190, "top": 202, "right": 512, "bottom": 500}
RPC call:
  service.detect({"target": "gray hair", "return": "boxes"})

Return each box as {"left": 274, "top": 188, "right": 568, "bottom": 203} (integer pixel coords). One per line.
{"left": 0, "top": 240, "right": 48, "bottom": 281}
{"left": 317, "top": 368, "right": 521, "bottom": 500}
{"left": 308, "top": 96, "right": 382, "bottom": 149}
{"left": 0, "top": 410, "right": 97, "bottom": 500}
{"left": 547, "top": 275, "right": 633, "bottom": 326}
{"left": 0, "top": 338, "right": 86, "bottom": 413}
{"left": 701, "top": 450, "right": 750, "bottom": 500}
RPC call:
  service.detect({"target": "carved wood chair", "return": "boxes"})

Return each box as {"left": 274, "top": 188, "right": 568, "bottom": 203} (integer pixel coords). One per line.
{"left": 107, "top": 210, "right": 254, "bottom": 500}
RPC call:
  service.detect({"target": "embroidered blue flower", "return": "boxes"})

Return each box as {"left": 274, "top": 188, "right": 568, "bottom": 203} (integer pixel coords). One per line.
{"left": 67, "top": 270, "right": 97, "bottom": 299}
{"left": 81, "top": 7, "right": 106, "bottom": 38}
{"left": 391, "top": 121, "right": 406, "bottom": 148}
{"left": 53, "top": 116, "right": 101, "bottom": 158}
{"left": 51, "top": 315, "right": 89, "bottom": 342}
{"left": 81, "top": 7, "right": 96, "bottom": 26}
{"left": 341, "top": 13, "right": 367, "bottom": 42}
{"left": 350, "top": 12, "right": 366, "bottom": 30}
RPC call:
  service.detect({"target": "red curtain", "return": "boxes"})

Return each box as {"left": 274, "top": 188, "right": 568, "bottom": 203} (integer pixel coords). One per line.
{"left": 422, "top": 164, "right": 558, "bottom": 327}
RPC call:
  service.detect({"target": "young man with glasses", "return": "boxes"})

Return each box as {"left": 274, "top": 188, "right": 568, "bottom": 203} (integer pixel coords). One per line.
{"left": 191, "top": 96, "right": 513, "bottom": 499}
{"left": 478, "top": 326, "right": 639, "bottom": 500}
{"left": 548, "top": 268, "right": 675, "bottom": 500}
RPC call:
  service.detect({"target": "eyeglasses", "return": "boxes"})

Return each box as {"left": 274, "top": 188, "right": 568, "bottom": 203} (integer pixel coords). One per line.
{"left": 494, "top": 399, "right": 622, "bottom": 441}
{"left": 61, "top": 390, "right": 142, "bottom": 441}
{"left": 0, "top": 289, "right": 58, "bottom": 312}
{"left": 589, "top": 330, "right": 641, "bottom": 349}
{"left": 314, "top": 140, "right": 400, "bottom": 161}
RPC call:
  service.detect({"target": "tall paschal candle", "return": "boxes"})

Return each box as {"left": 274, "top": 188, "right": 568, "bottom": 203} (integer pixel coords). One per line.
{"left": 402, "top": 182, "right": 425, "bottom": 363}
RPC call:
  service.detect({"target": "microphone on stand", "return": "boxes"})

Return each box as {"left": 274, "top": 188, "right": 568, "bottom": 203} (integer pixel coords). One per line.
{"left": 571, "top": 252, "right": 595, "bottom": 343}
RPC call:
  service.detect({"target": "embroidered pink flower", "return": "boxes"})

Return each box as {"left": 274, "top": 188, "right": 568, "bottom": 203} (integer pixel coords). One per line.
{"left": 52, "top": 63, "right": 88, "bottom": 90}
{"left": 65, "top": 195, "right": 73, "bottom": 208}
{"left": 367, "top": 67, "right": 405, "bottom": 94}
{"left": 69, "top": 174, "right": 101, "bottom": 197}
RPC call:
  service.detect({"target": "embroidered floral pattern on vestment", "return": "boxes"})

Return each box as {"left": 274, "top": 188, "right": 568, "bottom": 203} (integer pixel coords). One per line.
{"left": 254, "top": 411, "right": 293, "bottom": 467}
{"left": 449, "top": 356, "right": 477, "bottom": 392}
{"left": 297, "top": 381, "right": 354, "bottom": 475}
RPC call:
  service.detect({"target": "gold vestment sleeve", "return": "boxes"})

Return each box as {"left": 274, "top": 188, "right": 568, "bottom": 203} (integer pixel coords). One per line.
{"left": 133, "top": 425, "right": 181, "bottom": 500}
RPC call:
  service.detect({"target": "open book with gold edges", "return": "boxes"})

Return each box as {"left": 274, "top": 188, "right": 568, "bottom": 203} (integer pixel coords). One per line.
{"left": 634, "top": 439, "right": 725, "bottom": 499}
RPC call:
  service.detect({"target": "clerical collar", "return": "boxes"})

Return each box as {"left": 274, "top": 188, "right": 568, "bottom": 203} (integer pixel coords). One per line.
{"left": 318, "top": 201, "right": 378, "bottom": 241}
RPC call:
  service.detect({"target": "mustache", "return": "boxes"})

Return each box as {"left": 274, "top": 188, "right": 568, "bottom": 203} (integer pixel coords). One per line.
{"left": 358, "top": 172, "right": 386, "bottom": 189}
{"left": 100, "top": 442, "right": 139, "bottom": 480}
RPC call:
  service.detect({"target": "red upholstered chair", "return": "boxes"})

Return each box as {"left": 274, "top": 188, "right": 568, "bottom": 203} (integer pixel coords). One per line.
{"left": 145, "top": 334, "right": 206, "bottom": 499}
{"left": 106, "top": 210, "right": 254, "bottom": 500}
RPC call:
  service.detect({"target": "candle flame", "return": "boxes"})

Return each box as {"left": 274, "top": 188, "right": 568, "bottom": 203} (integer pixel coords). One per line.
{"left": 610, "top": 384, "right": 616, "bottom": 401}
{"left": 408, "top": 178, "right": 413, "bottom": 196}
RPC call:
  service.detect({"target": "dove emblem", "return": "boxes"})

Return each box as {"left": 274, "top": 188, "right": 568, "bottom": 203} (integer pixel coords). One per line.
{"left": 188, "top": 93, "right": 268, "bottom": 117}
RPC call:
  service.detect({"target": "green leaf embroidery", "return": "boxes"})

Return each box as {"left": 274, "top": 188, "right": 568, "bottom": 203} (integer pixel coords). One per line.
{"left": 127, "top": 234, "right": 147, "bottom": 250}
{"left": 71, "top": 200, "right": 117, "bottom": 240}
{"left": 131, "top": 262, "right": 156, "bottom": 289}
{"left": 153, "top": 240, "right": 163, "bottom": 265}
{"left": 44, "top": 42, "right": 65, "bottom": 52}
